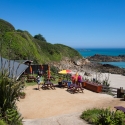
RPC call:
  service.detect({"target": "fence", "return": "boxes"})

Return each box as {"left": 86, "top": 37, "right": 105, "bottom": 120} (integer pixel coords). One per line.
{"left": 102, "top": 86, "right": 125, "bottom": 98}
{"left": 102, "top": 86, "right": 118, "bottom": 96}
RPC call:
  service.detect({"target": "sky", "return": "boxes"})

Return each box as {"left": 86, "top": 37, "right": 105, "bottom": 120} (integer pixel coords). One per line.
{"left": 0, "top": 0, "right": 125, "bottom": 48}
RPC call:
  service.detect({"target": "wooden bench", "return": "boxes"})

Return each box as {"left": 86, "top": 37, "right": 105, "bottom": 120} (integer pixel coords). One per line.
{"left": 114, "top": 106, "right": 125, "bottom": 113}
{"left": 42, "top": 82, "right": 55, "bottom": 90}
{"left": 27, "top": 79, "right": 34, "bottom": 82}
{"left": 67, "top": 84, "right": 84, "bottom": 94}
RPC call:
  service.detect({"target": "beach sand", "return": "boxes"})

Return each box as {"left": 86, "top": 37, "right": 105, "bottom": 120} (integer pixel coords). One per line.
{"left": 16, "top": 73, "right": 125, "bottom": 124}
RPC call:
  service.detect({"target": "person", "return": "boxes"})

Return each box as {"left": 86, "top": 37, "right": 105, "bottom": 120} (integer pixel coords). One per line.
{"left": 77, "top": 75, "right": 82, "bottom": 86}
{"left": 58, "top": 77, "right": 63, "bottom": 88}
{"left": 36, "top": 76, "right": 41, "bottom": 90}
{"left": 40, "top": 70, "right": 43, "bottom": 77}
{"left": 37, "top": 69, "right": 40, "bottom": 76}
{"left": 71, "top": 75, "right": 75, "bottom": 84}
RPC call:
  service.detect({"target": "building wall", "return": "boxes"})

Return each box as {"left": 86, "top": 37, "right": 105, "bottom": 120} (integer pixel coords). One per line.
{"left": 25, "top": 64, "right": 48, "bottom": 74}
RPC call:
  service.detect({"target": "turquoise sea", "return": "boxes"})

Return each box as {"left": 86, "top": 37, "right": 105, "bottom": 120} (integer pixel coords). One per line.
{"left": 75, "top": 48, "right": 125, "bottom": 68}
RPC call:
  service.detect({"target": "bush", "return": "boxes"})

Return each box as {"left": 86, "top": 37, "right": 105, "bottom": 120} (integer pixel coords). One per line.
{"left": 0, "top": 72, "right": 24, "bottom": 124}
{"left": 19, "top": 92, "right": 26, "bottom": 96}
{"left": 80, "top": 108, "right": 101, "bottom": 124}
{"left": 96, "top": 108, "right": 115, "bottom": 125}
{"left": 81, "top": 108, "right": 125, "bottom": 125}
{"left": 0, "top": 119, "right": 7, "bottom": 125}
{"left": 5, "top": 108, "right": 23, "bottom": 125}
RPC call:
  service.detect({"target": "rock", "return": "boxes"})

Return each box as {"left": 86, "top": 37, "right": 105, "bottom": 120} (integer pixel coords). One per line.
{"left": 87, "top": 54, "right": 125, "bottom": 62}
{"left": 84, "top": 72, "right": 91, "bottom": 76}
{"left": 73, "top": 60, "right": 81, "bottom": 66}
{"left": 48, "top": 57, "right": 125, "bottom": 76}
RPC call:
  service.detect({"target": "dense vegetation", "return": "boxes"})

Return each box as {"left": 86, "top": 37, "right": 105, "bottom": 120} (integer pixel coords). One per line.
{"left": 0, "top": 19, "right": 82, "bottom": 63}
{"left": 0, "top": 19, "right": 82, "bottom": 124}
{"left": 81, "top": 108, "right": 125, "bottom": 125}
{"left": 0, "top": 71, "right": 25, "bottom": 125}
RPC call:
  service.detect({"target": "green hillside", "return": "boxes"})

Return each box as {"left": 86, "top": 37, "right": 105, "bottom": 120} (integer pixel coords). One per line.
{"left": 0, "top": 19, "right": 82, "bottom": 64}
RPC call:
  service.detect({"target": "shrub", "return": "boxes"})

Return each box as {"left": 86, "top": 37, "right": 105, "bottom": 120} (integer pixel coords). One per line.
{"left": 96, "top": 108, "right": 115, "bottom": 125}
{"left": 0, "top": 119, "right": 7, "bottom": 125}
{"left": 0, "top": 72, "right": 24, "bottom": 125}
{"left": 5, "top": 108, "right": 22, "bottom": 125}
{"left": 19, "top": 92, "right": 26, "bottom": 96}
{"left": 80, "top": 108, "right": 101, "bottom": 124}
{"left": 81, "top": 108, "right": 125, "bottom": 125}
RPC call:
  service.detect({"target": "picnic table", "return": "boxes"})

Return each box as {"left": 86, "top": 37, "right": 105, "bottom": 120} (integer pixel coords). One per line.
{"left": 42, "top": 81, "right": 55, "bottom": 90}
{"left": 67, "top": 83, "right": 84, "bottom": 94}
{"left": 114, "top": 106, "right": 125, "bottom": 113}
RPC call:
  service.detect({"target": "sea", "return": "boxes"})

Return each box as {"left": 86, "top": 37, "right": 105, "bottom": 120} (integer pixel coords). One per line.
{"left": 75, "top": 48, "right": 125, "bottom": 68}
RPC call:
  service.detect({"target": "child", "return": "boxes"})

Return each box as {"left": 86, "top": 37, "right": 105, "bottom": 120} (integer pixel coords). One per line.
{"left": 36, "top": 76, "right": 41, "bottom": 90}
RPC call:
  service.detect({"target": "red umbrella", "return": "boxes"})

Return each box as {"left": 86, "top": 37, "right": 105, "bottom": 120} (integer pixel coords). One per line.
{"left": 30, "top": 65, "right": 32, "bottom": 74}
{"left": 40, "top": 65, "right": 43, "bottom": 70}
{"left": 48, "top": 66, "right": 50, "bottom": 79}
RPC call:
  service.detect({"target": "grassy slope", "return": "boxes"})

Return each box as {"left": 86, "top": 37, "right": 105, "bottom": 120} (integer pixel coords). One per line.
{"left": 0, "top": 19, "right": 82, "bottom": 63}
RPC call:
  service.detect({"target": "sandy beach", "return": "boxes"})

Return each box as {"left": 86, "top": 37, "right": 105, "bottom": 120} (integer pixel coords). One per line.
{"left": 16, "top": 73, "right": 125, "bottom": 124}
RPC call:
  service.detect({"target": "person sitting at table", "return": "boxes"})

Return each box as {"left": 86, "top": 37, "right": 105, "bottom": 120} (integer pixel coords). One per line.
{"left": 71, "top": 75, "right": 75, "bottom": 84}
{"left": 67, "top": 80, "right": 72, "bottom": 87}
{"left": 58, "top": 77, "right": 63, "bottom": 88}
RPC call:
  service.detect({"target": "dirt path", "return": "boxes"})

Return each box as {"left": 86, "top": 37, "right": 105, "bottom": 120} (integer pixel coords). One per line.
{"left": 16, "top": 85, "right": 125, "bottom": 119}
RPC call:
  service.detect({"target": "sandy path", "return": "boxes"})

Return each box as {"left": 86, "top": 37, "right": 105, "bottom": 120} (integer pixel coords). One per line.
{"left": 16, "top": 73, "right": 125, "bottom": 125}
{"left": 16, "top": 84, "right": 125, "bottom": 119}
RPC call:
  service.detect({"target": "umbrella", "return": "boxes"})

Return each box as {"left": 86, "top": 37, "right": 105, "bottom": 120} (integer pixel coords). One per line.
{"left": 40, "top": 65, "right": 43, "bottom": 70}
{"left": 74, "top": 72, "right": 78, "bottom": 82}
{"left": 30, "top": 65, "right": 32, "bottom": 74}
{"left": 58, "top": 69, "right": 72, "bottom": 74}
{"left": 48, "top": 66, "right": 50, "bottom": 79}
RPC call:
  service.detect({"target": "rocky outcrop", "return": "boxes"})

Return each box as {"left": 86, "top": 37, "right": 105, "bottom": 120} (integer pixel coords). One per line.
{"left": 92, "top": 63, "right": 125, "bottom": 76}
{"left": 87, "top": 54, "right": 125, "bottom": 62}
{"left": 48, "top": 57, "right": 90, "bottom": 72}
{"left": 48, "top": 57, "right": 125, "bottom": 76}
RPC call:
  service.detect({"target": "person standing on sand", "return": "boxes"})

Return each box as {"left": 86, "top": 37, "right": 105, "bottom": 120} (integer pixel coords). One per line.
{"left": 36, "top": 76, "right": 41, "bottom": 90}
{"left": 77, "top": 75, "right": 82, "bottom": 86}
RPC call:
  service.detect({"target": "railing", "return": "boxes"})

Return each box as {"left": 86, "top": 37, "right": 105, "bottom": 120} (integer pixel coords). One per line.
{"left": 102, "top": 86, "right": 119, "bottom": 96}
{"left": 82, "top": 81, "right": 124, "bottom": 97}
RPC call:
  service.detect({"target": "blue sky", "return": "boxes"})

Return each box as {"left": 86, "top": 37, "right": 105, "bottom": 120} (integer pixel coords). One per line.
{"left": 0, "top": 0, "right": 125, "bottom": 48}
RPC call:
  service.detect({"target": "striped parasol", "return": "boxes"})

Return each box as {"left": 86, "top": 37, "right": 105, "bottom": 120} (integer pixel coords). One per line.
{"left": 58, "top": 69, "right": 72, "bottom": 74}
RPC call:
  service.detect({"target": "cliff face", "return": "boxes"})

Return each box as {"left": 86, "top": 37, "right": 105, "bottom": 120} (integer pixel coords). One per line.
{"left": 0, "top": 19, "right": 82, "bottom": 63}
{"left": 87, "top": 54, "right": 125, "bottom": 62}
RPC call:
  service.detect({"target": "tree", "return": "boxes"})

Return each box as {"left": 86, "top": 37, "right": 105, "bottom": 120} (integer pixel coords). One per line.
{"left": 34, "top": 34, "right": 47, "bottom": 42}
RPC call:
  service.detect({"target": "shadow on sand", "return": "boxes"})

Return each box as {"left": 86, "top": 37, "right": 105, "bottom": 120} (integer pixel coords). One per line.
{"left": 33, "top": 88, "right": 38, "bottom": 90}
